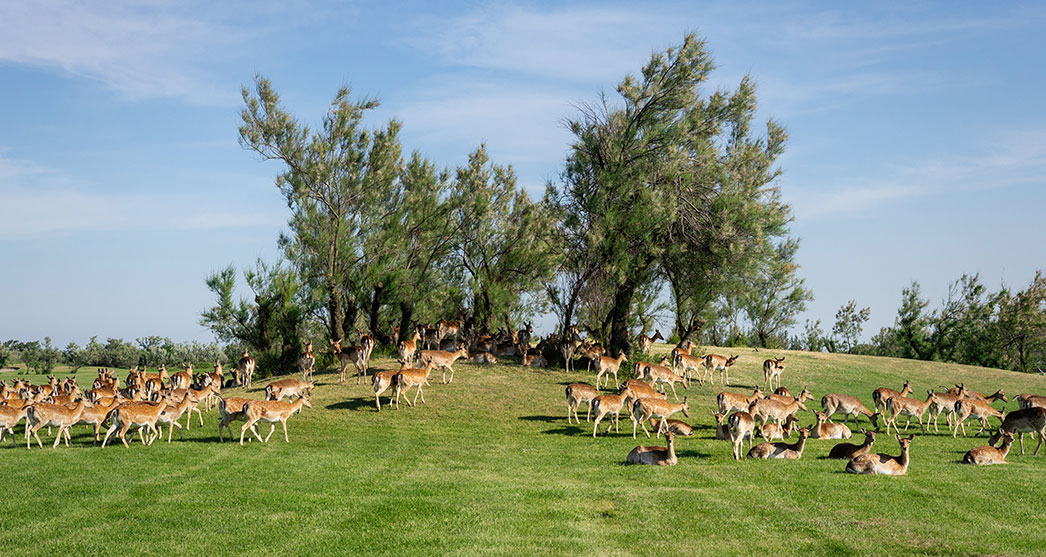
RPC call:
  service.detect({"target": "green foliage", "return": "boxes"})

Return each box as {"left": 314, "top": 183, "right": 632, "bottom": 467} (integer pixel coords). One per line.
{"left": 451, "top": 145, "right": 561, "bottom": 333}
{"left": 829, "top": 300, "right": 870, "bottom": 353}
{"left": 200, "top": 260, "right": 306, "bottom": 377}
{"left": 742, "top": 239, "right": 813, "bottom": 347}
{"left": 556, "top": 34, "right": 797, "bottom": 353}
{"left": 239, "top": 75, "right": 402, "bottom": 343}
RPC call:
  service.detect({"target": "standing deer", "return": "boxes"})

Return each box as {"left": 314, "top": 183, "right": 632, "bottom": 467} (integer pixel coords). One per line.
{"left": 763, "top": 357, "right": 785, "bottom": 391}
{"left": 238, "top": 351, "right": 256, "bottom": 389}
{"left": 637, "top": 330, "right": 664, "bottom": 354}
{"left": 594, "top": 352, "right": 628, "bottom": 390}
{"left": 419, "top": 347, "right": 469, "bottom": 384}
{"left": 566, "top": 383, "right": 598, "bottom": 423}
{"left": 632, "top": 396, "right": 690, "bottom": 439}
{"left": 703, "top": 354, "right": 739, "bottom": 386}
{"left": 821, "top": 393, "right": 880, "bottom": 430}
{"left": 988, "top": 407, "right": 1046, "bottom": 455}
{"left": 239, "top": 396, "right": 312, "bottom": 445}
{"left": 591, "top": 392, "right": 628, "bottom": 437}
{"left": 872, "top": 380, "right": 913, "bottom": 414}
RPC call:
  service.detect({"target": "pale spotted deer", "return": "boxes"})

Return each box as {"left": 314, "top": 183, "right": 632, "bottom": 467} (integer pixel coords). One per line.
{"left": 566, "top": 383, "right": 598, "bottom": 423}
{"left": 239, "top": 396, "right": 312, "bottom": 445}
{"left": 846, "top": 435, "right": 913, "bottom": 475}
{"left": 964, "top": 431, "right": 1014, "bottom": 465}
{"left": 763, "top": 357, "right": 785, "bottom": 391}
{"left": 747, "top": 427, "right": 809, "bottom": 460}
{"left": 419, "top": 347, "right": 469, "bottom": 384}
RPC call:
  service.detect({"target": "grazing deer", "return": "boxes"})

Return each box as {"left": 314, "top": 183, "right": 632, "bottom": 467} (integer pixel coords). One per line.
{"left": 718, "top": 387, "right": 764, "bottom": 415}
{"left": 265, "top": 378, "right": 314, "bottom": 401}
{"left": 964, "top": 431, "right": 1014, "bottom": 465}
{"left": 760, "top": 414, "right": 799, "bottom": 442}
{"left": 101, "top": 401, "right": 166, "bottom": 448}
{"left": 398, "top": 329, "right": 423, "bottom": 365}
{"left": 1016, "top": 393, "right": 1046, "bottom": 410}
{"left": 238, "top": 351, "right": 256, "bottom": 389}
{"left": 591, "top": 392, "right": 628, "bottom": 437}
{"left": 299, "top": 342, "right": 315, "bottom": 381}
{"left": 747, "top": 427, "right": 810, "bottom": 460}
{"left": 594, "top": 352, "right": 628, "bottom": 390}
{"left": 217, "top": 396, "right": 254, "bottom": 442}
{"left": 643, "top": 361, "right": 688, "bottom": 401}
{"left": 703, "top": 354, "right": 739, "bottom": 386}
{"left": 637, "top": 330, "right": 664, "bottom": 354}
{"left": 239, "top": 397, "right": 312, "bottom": 445}
{"left": 828, "top": 429, "right": 877, "bottom": 460}
{"left": 872, "top": 380, "right": 912, "bottom": 414}
{"left": 821, "top": 393, "right": 880, "bottom": 430}
{"left": 953, "top": 398, "right": 1004, "bottom": 438}
{"left": 25, "top": 401, "right": 86, "bottom": 449}
{"left": 748, "top": 395, "right": 808, "bottom": 427}
{"left": 419, "top": 347, "right": 468, "bottom": 384}
{"left": 811, "top": 411, "right": 853, "bottom": 439}
{"left": 988, "top": 407, "right": 1046, "bottom": 455}
{"left": 626, "top": 431, "right": 677, "bottom": 466}
{"left": 372, "top": 369, "right": 400, "bottom": 412}
{"left": 763, "top": 357, "right": 785, "bottom": 391}
{"left": 392, "top": 362, "right": 436, "bottom": 409}
{"left": 566, "top": 383, "right": 598, "bottom": 423}
{"left": 846, "top": 435, "right": 913, "bottom": 475}
{"left": 468, "top": 351, "right": 498, "bottom": 364}
{"left": 632, "top": 396, "right": 690, "bottom": 439}
{"left": 728, "top": 411, "right": 756, "bottom": 460}
{"left": 884, "top": 392, "right": 934, "bottom": 435}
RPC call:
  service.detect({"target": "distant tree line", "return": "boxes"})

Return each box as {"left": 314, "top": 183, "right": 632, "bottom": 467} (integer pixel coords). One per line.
{"left": 1, "top": 337, "right": 237, "bottom": 375}
{"left": 859, "top": 272, "right": 1046, "bottom": 373}
{"left": 201, "top": 34, "right": 813, "bottom": 376}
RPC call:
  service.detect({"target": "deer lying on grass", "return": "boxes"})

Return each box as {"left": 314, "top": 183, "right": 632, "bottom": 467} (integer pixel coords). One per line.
{"left": 594, "top": 353, "right": 628, "bottom": 390}
{"left": 393, "top": 362, "right": 436, "bottom": 409}
{"left": 988, "top": 407, "right": 1046, "bottom": 455}
{"left": 811, "top": 411, "right": 853, "bottom": 440}
{"left": 828, "top": 429, "right": 877, "bottom": 460}
{"left": 566, "top": 383, "right": 598, "bottom": 423}
{"left": 626, "top": 431, "right": 677, "bottom": 466}
{"left": 872, "top": 380, "right": 912, "bottom": 414}
{"left": 650, "top": 418, "right": 694, "bottom": 437}
{"left": 468, "top": 351, "right": 498, "bottom": 364}
{"left": 821, "top": 393, "right": 880, "bottom": 430}
{"left": 763, "top": 357, "right": 785, "bottom": 391}
{"left": 632, "top": 396, "right": 689, "bottom": 439}
{"left": 760, "top": 414, "right": 799, "bottom": 442}
{"left": 964, "top": 431, "right": 1014, "bottom": 465}
{"left": 592, "top": 392, "right": 628, "bottom": 437}
{"left": 846, "top": 435, "right": 913, "bottom": 475}
{"left": 265, "top": 378, "right": 314, "bottom": 401}
{"left": 238, "top": 396, "right": 312, "bottom": 445}
{"left": 747, "top": 427, "right": 809, "bottom": 460}
{"left": 419, "top": 347, "right": 468, "bottom": 384}
{"left": 729, "top": 411, "right": 756, "bottom": 460}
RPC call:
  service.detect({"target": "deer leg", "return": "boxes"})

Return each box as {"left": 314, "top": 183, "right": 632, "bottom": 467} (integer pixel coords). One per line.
{"left": 669, "top": 383, "right": 679, "bottom": 402}
{"left": 282, "top": 420, "right": 289, "bottom": 442}
{"left": 264, "top": 423, "right": 276, "bottom": 442}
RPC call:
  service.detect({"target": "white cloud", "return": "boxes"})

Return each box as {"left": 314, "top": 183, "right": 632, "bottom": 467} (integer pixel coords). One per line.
{"left": 0, "top": 1, "right": 264, "bottom": 105}
{"left": 0, "top": 154, "right": 283, "bottom": 238}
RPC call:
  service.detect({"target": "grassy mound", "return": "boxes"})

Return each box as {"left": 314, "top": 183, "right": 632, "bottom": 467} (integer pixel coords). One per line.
{"left": 1, "top": 346, "right": 1044, "bottom": 555}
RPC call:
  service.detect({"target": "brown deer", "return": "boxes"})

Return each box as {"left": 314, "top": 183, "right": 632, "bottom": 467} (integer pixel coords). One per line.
{"left": 419, "top": 347, "right": 469, "bottom": 384}
{"left": 717, "top": 387, "right": 764, "bottom": 415}
{"left": 594, "top": 352, "right": 628, "bottom": 390}
{"left": 238, "top": 396, "right": 312, "bottom": 444}
{"left": 872, "top": 380, "right": 912, "bottom": 414}
{"left": 846, "top": 435, "right": 913, "bottom": 475}
{"left": 238, "top": 351, "right": 256, "bottom": 388}
{"left": 729, "top": 411, "right": 756, "bottom": 460}
{"left": 626, "top": 431, "right": 677, "bottom": 466}
{"left": 964, "top": 431, "right": 1014, "bottom": 465}
{"left": 828, "top": 429, "right": 877, "bottom": 460}
{"left": 810, "top": 410, "right": 853, "bottom": 440}
{"left": 637, "top": 330, "right": 664, "bottom": 354}
{"left": 566, "top": 383, "right": 598, "bottom": 423}
{"left": 632, "top": 396, "right": 690, "bottom": 439}
{"left": 988, "top": 407, "right": 1046, "bottom": 455}
{"left": 763, "top": 357, "right": 785, "bottom": 391}
{"left": 591, "top": 392, "right": 628, "bottom": 437}
{"left": 747, "top": 427, "right": 810, "bottom": 460}
{"left": 703, "top": 354, "right": 739, "bottom": 386}
{"left": 392, "top": 362, "right": 436, "bottom": 409}
{"left": 821, "top": 393, "right": 879, "bottom": 430}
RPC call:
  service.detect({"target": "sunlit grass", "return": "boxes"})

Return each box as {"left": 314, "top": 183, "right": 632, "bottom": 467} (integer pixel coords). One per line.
{"left": 1, "top": 346, "right": 1044, "bottom": 555}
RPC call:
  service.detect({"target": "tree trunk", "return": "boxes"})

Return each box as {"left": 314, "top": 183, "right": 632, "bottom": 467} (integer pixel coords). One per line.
{"left": 396, "top": 302, "right": 414, "bottom": 345}
{"left": 608, "top": 280, "right": 635, "bottom": 356}
{"left": 327, "top": 285, "right": 344, "bottom": 343}
{"left": 368, "top": 282, "right": 391, "bottom": 345}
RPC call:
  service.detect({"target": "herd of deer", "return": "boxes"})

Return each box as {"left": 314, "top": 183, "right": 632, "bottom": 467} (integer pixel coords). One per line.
{"left": 3, "top": 325, "right": 1044, "bottom": 477}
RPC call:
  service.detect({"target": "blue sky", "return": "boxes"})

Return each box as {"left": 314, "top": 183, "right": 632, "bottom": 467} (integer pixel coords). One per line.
{"left": 2, "top": 1, "right": 1045, "bottom": 346}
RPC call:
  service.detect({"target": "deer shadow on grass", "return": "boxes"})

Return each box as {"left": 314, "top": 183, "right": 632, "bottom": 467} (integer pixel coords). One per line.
{"left": 326, "top": 397, "right": 377, "bottom": 412}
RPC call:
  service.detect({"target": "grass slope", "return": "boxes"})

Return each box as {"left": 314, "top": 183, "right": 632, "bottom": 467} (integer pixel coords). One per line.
{"left": 2, "top": 346, "right": 1045, "bottom": 556}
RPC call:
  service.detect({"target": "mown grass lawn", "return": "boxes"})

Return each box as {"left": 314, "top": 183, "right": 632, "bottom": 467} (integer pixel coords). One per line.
{"left": 2, "top": 346, "right": 1045, "bottom": 556}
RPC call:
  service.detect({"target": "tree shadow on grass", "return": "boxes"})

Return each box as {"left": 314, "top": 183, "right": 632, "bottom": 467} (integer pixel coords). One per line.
{"left": 519, "top": 415, "right": 565, "bottom": 423}
{"left": 542, "top": 426, "right": 588, "bottom": 436}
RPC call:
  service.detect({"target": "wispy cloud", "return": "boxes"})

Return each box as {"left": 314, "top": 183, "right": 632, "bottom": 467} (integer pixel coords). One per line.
{"left": 0, "top": 1, "right": 278, "bottom": 105}
{"left": 0, "top": 154, "right": 283, "bottom": 238}
{"left": 789, "top": 126, "right": 1046, "bottom": 220}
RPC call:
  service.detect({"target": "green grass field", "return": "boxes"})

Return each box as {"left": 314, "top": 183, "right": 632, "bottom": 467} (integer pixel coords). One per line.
{"left": 2, "top": 346, "right": 1045, "bottom": 556}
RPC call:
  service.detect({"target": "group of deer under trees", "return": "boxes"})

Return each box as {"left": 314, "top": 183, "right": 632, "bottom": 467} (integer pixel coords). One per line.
{"left": 200, "top": 34, "right": 811, "bottom": 377}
